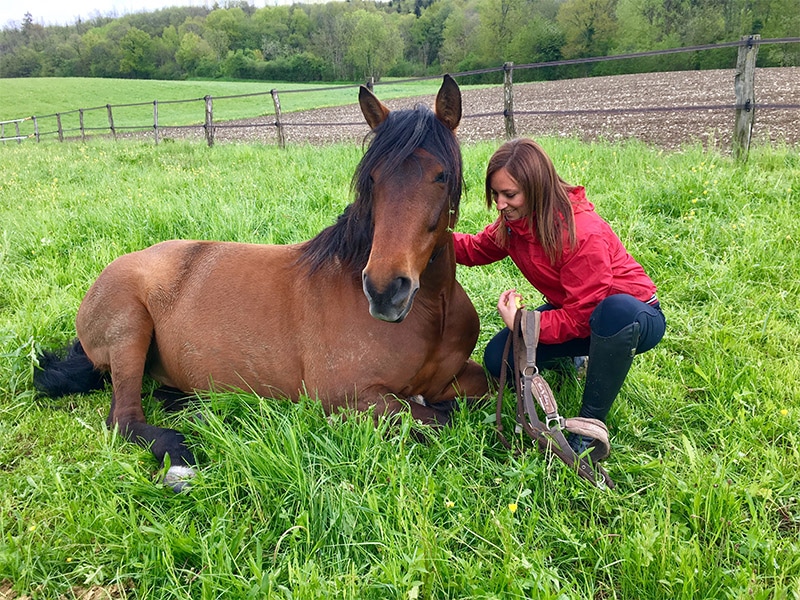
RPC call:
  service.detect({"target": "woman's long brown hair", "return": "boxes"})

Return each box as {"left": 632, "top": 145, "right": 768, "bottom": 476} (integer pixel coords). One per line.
{"left": 486, "top": 138, "right": 577, "bottom": 264}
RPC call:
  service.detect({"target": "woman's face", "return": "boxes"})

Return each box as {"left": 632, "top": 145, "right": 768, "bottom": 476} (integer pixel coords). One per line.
{"left": 490, "top": 167, "right": 529, "bottom": 221}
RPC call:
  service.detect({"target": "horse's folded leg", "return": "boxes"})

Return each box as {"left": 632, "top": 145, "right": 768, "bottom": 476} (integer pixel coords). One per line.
{"left": 406, "top": 398, "right": 454, "bottom": 427}
{"left": 425, "top": 399, "right": 457, "bottom": 426}
{"left": 150, "top": 386, "right": 192, "bottom": 412}
{"left": 452, "top": 359, "right": 492, "bottom": 396}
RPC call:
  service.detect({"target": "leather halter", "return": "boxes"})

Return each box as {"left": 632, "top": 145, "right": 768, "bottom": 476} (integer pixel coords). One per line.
{"left": 496, "top": 310, "right": 615, "bottom": 489}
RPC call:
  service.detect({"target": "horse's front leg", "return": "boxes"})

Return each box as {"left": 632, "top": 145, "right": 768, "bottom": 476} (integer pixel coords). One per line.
{"left": 429, "top": 358, "right": 491, "bottom": 407}
{"left": 352, "top": 388, "right": 456, "bottom": 427}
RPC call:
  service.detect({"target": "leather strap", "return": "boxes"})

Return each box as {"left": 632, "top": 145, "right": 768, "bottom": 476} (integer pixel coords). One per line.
{"left": 495, "top": 310, "right": 615, "bottom": 489}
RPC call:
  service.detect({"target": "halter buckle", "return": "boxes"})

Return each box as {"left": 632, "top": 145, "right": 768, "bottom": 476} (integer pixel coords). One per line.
{"left": 546, "top": 415, "right": 566, "bottom": 431}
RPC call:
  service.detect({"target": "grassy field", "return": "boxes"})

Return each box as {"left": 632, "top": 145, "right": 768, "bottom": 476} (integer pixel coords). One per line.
{"left": 0, "top": 77, "right": 457, "bottom": 142}
{"left": 1, "top": 135, "right": 799, "bottom": 599}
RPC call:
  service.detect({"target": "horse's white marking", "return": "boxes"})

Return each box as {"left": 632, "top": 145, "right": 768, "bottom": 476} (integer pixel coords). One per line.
{"left": 162, "top": 465, "right": 197, "bottom": 493}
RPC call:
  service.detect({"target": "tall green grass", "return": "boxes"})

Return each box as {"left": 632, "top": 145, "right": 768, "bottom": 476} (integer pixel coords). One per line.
{"left": 1, "top": 137, "right": 799, "bottom": 599}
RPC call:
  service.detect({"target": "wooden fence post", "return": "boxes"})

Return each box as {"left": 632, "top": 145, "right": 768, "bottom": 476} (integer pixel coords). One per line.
{"left": 107, "top": 104, "right": 116, "bottom": 140}
{"left": 33, "top": 116, "right": 40, "bottom": 142}
{"left": 733, "top": 34, "right": 760, "bottom": 162}
{"left": 204, "top": 95, "right": 214, "bottom": 147}
{"left": 271, "top": 89, "right": 286, "bottom": 149}
{"left": 15, "top": 121, "right": 21, "bottom": 144}
{"left": 56, "top": 113, "right": 64, "bottom": 142}
{"left": 503, "top": 62, "right": 516, "bottom": 139}
{"left": 367, "top": 77, "right": 374, "bottom": 92}
{"left": 153, "top": 100, "right": 159, "bottom": 144}
{"left": 79, "top": 109, "right": 86, "bottom": 142}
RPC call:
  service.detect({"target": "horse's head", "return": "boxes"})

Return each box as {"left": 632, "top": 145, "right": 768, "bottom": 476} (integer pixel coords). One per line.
{"left": 357, "top": 75, "right": 462, "bottom": 323}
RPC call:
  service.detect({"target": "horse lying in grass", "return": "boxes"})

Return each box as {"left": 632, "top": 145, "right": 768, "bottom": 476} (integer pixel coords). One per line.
{"left": 34, "top": 75, "right": 490, "bottom": 491}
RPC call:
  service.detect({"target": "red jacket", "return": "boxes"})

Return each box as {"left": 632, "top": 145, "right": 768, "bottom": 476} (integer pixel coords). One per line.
{"left": 453, "top": 186, "right": 657, "bottom": 344}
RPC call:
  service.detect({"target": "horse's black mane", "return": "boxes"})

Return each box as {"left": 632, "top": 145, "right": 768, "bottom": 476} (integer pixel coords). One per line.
{"left": 298, "top": 104, "right": 463, "bottom": 275}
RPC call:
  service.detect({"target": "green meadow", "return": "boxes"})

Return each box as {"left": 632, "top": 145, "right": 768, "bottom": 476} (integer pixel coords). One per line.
{"left": 0, "top": 134, "right": 799, "bottom": 599}
{"left": 0, "top": 77, "right": 456, "bottom": 141}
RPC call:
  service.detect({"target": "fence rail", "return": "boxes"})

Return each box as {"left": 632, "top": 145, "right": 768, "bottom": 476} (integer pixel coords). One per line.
{"left": 2, "top": 36, "right": 798, "bottom": 160}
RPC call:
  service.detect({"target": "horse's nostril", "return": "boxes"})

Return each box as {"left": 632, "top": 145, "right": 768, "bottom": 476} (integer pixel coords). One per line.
{"left": 363, "top": 273, "right": 412, "bottom": 305}
{"left": 362, "top": 272, "right": 417, "bottom": 320}
{"left": 389, "top": 276, "right": 412, "bottom": 304}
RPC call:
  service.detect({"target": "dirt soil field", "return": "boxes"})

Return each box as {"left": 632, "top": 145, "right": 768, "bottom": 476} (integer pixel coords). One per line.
{"left": 190, "top": 67, "right": 799, "bottom": 152}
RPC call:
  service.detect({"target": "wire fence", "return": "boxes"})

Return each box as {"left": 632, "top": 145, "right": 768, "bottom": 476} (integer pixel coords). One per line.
{"left": 2, "top": 36, "right": 798, "bottom": 158}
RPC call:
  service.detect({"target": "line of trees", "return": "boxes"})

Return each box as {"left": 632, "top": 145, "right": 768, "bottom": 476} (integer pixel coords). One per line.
{"left": 1, "top": 0, "right": 798, "bottom": 83}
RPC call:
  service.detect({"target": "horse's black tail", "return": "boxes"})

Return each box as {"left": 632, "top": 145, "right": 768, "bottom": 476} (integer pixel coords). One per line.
{"left": 34, "top": 340, "right": 108, "bottom": 398}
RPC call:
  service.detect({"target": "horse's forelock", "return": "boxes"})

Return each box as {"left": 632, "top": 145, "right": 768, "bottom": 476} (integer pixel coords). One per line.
{"left": 299, "top": 105, "right": 462, "bottom": 275}
{"left": 354, "top": 106, "right": 462, "bottom": 210}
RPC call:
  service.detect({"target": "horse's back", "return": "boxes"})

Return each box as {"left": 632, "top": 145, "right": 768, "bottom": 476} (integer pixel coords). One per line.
{"left": 77, "top": 239, "right": 307, "bottom": 391}
{"left": 80, "top": 240, "right": 299, "bottom": 320}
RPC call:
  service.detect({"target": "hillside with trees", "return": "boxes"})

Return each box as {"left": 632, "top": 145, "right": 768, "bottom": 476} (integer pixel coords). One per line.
{"left": 1, "top": 0, "right": 797, "bottom": 83}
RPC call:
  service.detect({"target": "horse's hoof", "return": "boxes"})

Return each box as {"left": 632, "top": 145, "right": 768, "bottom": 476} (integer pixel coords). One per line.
{"left": 162, "top": 465, "right": 196, "bottom": 493}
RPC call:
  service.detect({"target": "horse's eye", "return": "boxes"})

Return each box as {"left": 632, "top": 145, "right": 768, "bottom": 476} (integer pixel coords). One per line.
{"left": 434, "top": 172, "right": 448, "bottom": 184}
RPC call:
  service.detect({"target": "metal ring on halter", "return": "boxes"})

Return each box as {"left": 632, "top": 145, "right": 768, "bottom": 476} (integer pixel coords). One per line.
{"left": 546, "top": 415, "right": 566, "bottom": 431}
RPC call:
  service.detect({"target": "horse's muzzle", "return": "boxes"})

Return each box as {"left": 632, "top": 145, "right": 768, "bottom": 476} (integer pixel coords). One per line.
{"left": 362, "top": 271, "right": 419, "bottom": 322}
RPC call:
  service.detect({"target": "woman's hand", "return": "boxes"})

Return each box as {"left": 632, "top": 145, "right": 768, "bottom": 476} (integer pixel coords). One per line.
{"left": 497, "top": 289, "right": 523, "bottom": 330}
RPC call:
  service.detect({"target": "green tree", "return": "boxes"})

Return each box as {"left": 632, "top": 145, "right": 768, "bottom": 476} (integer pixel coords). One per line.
{"left": 309, "top": 3, "right": 357, "bottom": 80}
{"left": 82, "top": 28, "right": 124, "bottom": 77}
{"left": 252, "top": 6, "right": 291, "bottom": 59}
{"left": 221, "top": 48, "right": 253, "bottom": 78}
{"left": 439, "top": 0, "right": 479, "bottom": 71}
{"left": 0, "top": 0, "right": 797, "bottom": 82}
{"left": 507, "top": 17, "right": 564, "bottom": 67}
{"left": 346, "top": 10, "right": 404, "bottom": 81}
{"left": 161, "top": 25, "right": 180, "bottom": 54}
{"left": 754, "top": 0, "right": 800, "bottom": 65}
{"left": 204, "top": 28, "right": 230, "bottom": 61}
{"left": 0, "top": 46, "right": 41, "bottom": 77}
{"left": 288, "top": 7, "right": 312, "bottom": 50}
{"left": 557, "top": 0, "right": 618, "bottom": 59}
{"left": 152, "top": 25, "right": 181, "bottom": 78}
{"left": 205, "top": 7, "right": 247, "bottom": 51}
{"left": 175, "top": 31, "right": 216, "bottom": 75}
{"left": 613, "top": 0, "right": 661, "bottom": 51}
{"left": 409, "top": 0, "right": 451, "bottom": 68}
{"left": 178, "top": 15, "right": 206, "bottom": 38}
{"left": 119, "top": 27, "right": 155, "bottom": 78}
{"left": 474, "top": 0, "right": 525, "bottom": 64}
{"left": 40, "top": 33, "right": 89, "bottom": 77}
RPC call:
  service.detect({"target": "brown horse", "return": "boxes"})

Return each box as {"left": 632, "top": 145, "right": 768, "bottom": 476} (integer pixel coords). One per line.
{"left": 34, "top": 75, "right": 489, "bottom": 491}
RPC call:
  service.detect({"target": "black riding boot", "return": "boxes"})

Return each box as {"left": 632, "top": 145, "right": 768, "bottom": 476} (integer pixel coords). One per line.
{"left": 569, "top": 322, "right": 640, "bottom": 454}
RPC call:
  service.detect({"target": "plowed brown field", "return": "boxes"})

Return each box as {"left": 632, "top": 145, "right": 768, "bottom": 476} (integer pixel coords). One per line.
{"left": 166, "top": 68, "right": 800, "bottom": 152}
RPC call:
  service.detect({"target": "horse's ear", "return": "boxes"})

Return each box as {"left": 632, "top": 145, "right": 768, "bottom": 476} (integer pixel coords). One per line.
{"left": 359, "top": 86, "right": 391, "bottom": 130}
{"left": 435, "top": 74, "right": 462, "bottom": 132}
